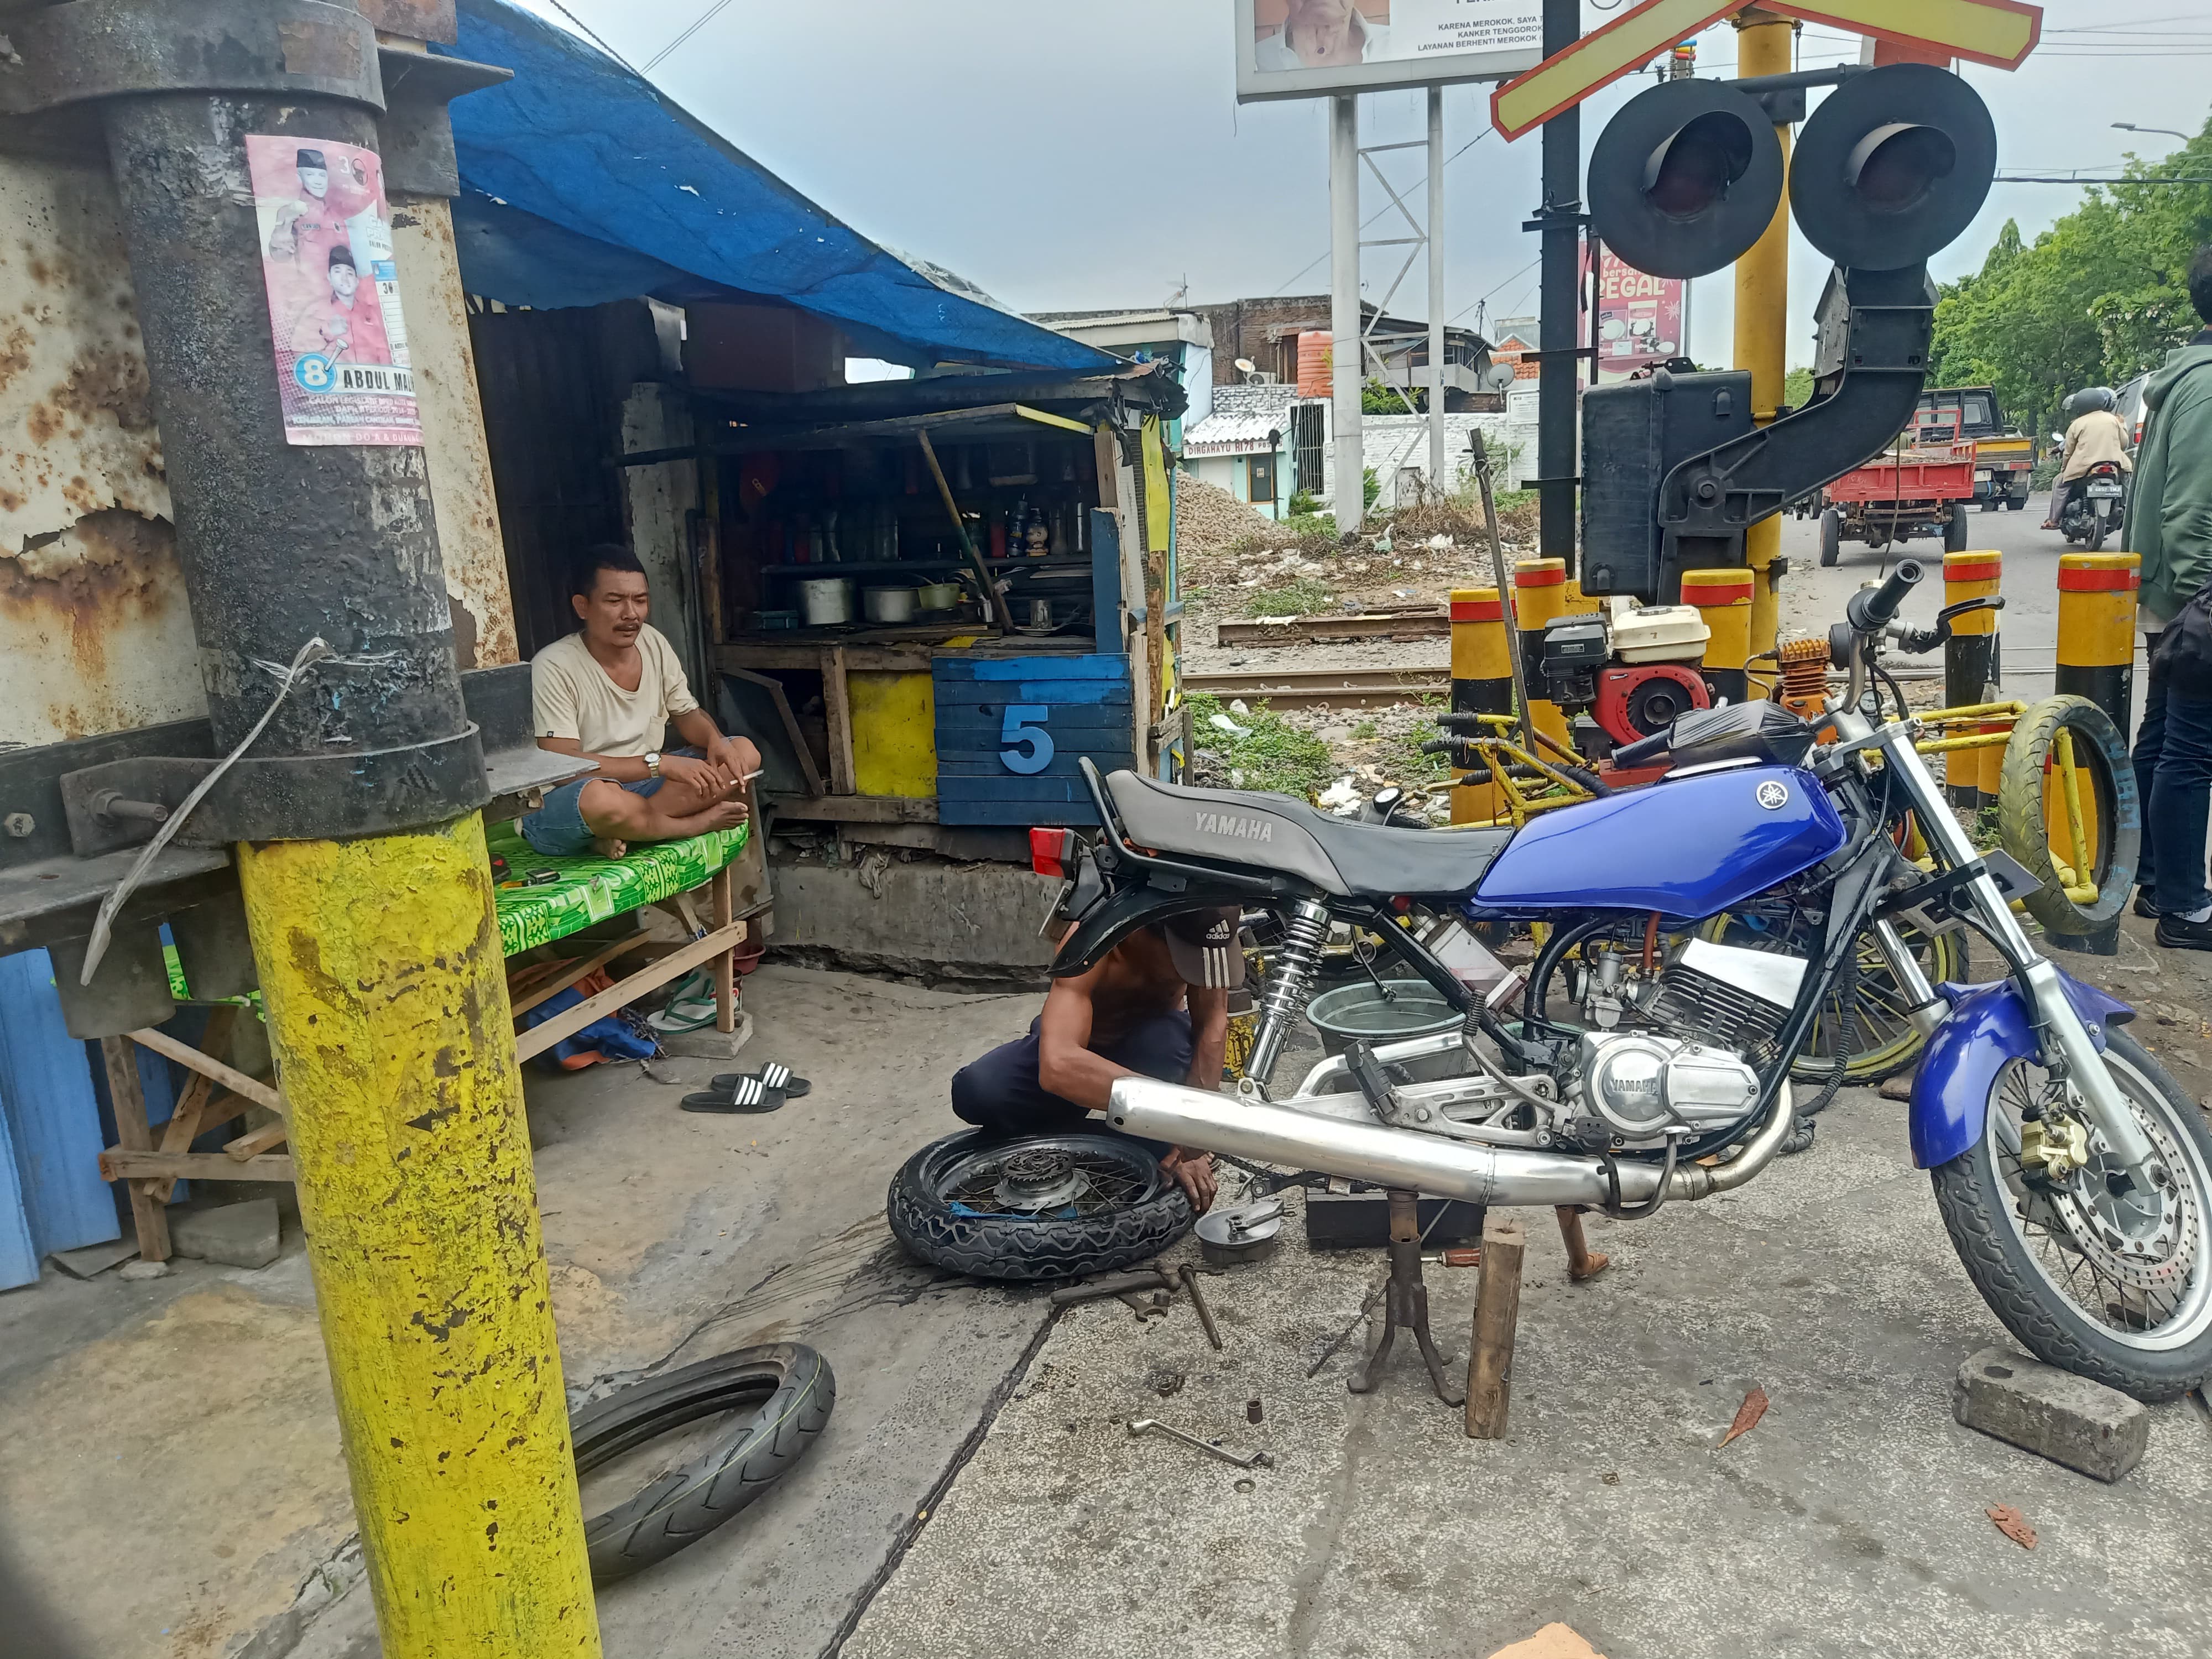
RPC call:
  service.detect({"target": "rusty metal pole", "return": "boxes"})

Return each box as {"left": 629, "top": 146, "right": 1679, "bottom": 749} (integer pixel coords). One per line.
{"left": 3, "top": 4, "right": 600, "bottom": 1653}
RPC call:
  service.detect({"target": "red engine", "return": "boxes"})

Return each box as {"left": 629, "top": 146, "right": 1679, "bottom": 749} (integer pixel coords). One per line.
{"left": 1593, "top": 664, "right": 1710, "bottom": 748}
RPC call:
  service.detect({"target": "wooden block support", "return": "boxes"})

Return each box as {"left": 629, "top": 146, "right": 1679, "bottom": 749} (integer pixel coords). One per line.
{"left": 100, "top": 1035, "right": 171, "bottom": 1263}
{"left": 1465, "top": 1213, "right": 1526, "bottom": 1440}
{"left": 711, "top": 862, "right": 736, "bottom": 1034}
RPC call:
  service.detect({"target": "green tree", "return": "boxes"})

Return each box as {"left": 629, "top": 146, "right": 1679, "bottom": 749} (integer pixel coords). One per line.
{"left": 1362, "top": 378, "right": 1423, "bottom": 414}
{"left": 1928, "top": 119, "right": 2212, "bottom": 439}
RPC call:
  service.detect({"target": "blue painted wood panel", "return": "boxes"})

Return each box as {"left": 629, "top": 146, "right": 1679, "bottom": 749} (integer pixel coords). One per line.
{"left": 0, "top": 1108, "right": 39, "bottom": 1289}
{"left": 0, "top": 950, "right": 123, "bottom": 1261}
{"left": 934, "top": 653, "right": 1135, "bottom": 827}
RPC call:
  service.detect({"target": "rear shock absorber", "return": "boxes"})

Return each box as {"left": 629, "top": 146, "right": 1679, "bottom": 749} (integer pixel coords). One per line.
{"left": 1245, "top": 899, "right": 1331, "bottom": 1091}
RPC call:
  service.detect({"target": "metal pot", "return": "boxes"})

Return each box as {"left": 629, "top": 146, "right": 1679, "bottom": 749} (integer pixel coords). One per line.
{"left": 799, "top": 577, "right": 853, "bottom": 627}
{"left": 915, "top": 581, "right": 962, "bottom": 612}
{"left": 862, "top": 586, "right": 917, "bottom": 624}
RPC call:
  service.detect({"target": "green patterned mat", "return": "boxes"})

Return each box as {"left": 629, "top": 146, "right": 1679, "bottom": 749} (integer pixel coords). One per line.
{"left": 488, "top": 818, "right": 748, "bottom": 957}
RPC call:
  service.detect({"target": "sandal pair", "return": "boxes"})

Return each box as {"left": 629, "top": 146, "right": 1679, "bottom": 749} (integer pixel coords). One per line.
{"left": 680, "top": 1061, "right": 809, "bottom": 1115}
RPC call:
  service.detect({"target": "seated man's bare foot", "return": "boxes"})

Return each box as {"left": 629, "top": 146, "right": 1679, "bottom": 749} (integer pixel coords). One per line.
{"left": 590, "top": 836, "right": 629, "bottom": 859}
{"left": 703, "top": 799, "right": 748, "bottom": 832}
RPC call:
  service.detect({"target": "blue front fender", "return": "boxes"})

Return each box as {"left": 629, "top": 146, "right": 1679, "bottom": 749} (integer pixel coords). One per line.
{"left": 1909, "top": 971, "right": 2136, "bottom": 1170}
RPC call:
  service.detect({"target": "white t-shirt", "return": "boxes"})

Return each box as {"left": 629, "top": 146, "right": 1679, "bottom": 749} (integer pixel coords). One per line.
{"left": 1255, "top": 12, "right": 1389, "bottom": 69}
{"left": 531, "top": 625, "right": 700, "bottom": 758}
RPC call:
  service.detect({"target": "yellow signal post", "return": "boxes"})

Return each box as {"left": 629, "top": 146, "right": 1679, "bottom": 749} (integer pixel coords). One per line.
{"left": 1682, "top": 567, "right": 1754, "bottom": 705}
{"left": 1733, "top": 8, "right": 1794, "bottom": 691}
{"left": 1942, "top": 550, "right": 2002, "bottom": 806}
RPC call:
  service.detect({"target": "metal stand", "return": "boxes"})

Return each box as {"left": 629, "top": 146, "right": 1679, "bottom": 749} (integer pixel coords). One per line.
{"left": 1349, "top": 1190, "right": 1465, "bottom": 1407}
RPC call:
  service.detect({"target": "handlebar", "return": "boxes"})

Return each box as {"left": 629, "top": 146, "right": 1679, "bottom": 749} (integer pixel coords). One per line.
{"left": 1845, "top": 559, "right": 1926, "bottom": 633}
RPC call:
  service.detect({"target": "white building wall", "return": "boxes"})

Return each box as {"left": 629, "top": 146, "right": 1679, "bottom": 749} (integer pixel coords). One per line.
{"left": 1316, "top": 410, "right": 1524, "bottom": 513}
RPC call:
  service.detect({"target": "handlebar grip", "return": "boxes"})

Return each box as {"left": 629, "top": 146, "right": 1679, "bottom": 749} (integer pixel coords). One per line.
{"left": 1846, "top": 559, "right": 1926, "bottom": 632}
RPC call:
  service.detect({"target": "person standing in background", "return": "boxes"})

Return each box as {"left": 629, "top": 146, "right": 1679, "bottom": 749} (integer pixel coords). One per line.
{"left": 2126, "top": 246, "right": 2212, "bottom": 948}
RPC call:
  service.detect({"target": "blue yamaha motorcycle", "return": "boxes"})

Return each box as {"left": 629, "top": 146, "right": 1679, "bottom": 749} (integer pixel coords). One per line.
{"left": 1052, "top": 561, "right": 2211, "bottom": 1401}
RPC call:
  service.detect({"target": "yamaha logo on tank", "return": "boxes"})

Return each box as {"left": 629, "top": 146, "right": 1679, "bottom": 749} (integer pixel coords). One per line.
{"left": 1755, "top": 780, "right": 1790, "bottom": 811}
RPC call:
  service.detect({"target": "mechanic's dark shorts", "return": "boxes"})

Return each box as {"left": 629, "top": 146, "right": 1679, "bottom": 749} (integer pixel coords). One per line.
{"left": 519, "top": 746, "right": 705, "bottom": 857}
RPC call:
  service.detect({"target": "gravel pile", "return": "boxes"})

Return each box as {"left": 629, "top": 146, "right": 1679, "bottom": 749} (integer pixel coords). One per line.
{"left": 1175, "top": 474, "right": 1285, "bottom": 557}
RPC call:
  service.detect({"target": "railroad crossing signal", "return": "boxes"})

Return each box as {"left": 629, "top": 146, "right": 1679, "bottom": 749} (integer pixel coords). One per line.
{"left": 1490, "top": 0, "right": 2041, "bottom": 140}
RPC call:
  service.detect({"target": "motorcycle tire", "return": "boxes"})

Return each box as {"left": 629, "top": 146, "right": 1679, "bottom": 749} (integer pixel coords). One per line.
{"left": 1819, "top": 508, "right": 1842, "bottom": 567}
{"left": 1997, "top": 695, "right": 2140, "bottom": 941}
{"left": 888, "top": 1129, "right": 1194, "bottom": 1282}
{"left": 1943, "top": 509, "right": 1970, "bottom": 552}
{"left": 1931, "top": 1029, "right": 2212, "bottom": 1401}
{"left": 2088, "top": 503, "right": 2109, "bottom": 552}
{"left": 572, "top": 1343, "right": 836, "bottom": 1583}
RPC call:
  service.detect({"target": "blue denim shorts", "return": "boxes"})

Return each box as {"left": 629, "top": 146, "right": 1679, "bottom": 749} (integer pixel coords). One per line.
{"left": 518, "top": 748, "right": 700, "bottom": 857}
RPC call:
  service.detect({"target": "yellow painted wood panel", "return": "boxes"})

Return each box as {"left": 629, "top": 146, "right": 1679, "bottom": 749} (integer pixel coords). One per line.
{"left": 851, "top": 670, "right": 938, "bottom": 798}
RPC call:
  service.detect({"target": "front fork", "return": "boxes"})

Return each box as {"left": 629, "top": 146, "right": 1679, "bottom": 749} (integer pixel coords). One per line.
{"left": 1849, "top": 717, "right": 2161, "bottom": 1175}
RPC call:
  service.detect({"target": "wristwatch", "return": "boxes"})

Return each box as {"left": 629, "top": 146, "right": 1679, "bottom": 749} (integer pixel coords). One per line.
{"left": 644, "top": 752, "right": 662, "bottom": 780}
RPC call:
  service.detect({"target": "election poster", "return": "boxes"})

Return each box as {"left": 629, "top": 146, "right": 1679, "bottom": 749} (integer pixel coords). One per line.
{"left": 1583, "top": 240, "right": 1688, "bottom": 381}
{"left": 244, "top": 134, "right": 419, "bottom": 447}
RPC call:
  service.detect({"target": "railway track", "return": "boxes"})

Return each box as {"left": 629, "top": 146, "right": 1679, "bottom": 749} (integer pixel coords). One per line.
{"left": 1214, "top": 608, "right": 1449, "bottom": 647}
{"left": 1184, "top": 665, "right": 1449, "bottom": 710}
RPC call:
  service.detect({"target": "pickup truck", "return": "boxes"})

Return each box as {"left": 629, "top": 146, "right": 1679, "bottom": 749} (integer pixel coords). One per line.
{"left": 1916, "top": 385, "right": 2033, "bottom": 512}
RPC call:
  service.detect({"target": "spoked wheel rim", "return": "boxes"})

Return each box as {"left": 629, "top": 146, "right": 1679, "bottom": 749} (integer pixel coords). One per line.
{"left": 928, "top": 1134, "right": 1170, "bottom": 1221}
{"left": 1986, "top": 1050, "right": 2212, "bottom": 1352}
{"left": 1798, "top": 921, "right": 1960, "bottom": 1081}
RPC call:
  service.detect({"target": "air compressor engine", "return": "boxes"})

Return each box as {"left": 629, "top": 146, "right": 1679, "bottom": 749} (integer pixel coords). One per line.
{"left": 1537, "top": 603, "right": 1715, "bottom": 751}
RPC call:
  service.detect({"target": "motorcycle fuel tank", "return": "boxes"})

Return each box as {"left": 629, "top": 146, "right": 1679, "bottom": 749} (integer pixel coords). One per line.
{"left": 1472, "top": 764, "right": 1846, "bottom": 919}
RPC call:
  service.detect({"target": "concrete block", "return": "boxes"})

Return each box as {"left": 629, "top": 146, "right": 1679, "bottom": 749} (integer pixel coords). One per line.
{"left": 659, "top": 1010, "right": 754, "bottom": 1060}
{"left": 118, "top": 1258, "right": 171, "bottom": 1281}
{"left": 1952, "top": 1346, "right": 2148, "bottom": 1483}
{"left": 169, "top": 1198, "right": 281, "bottom": 1270}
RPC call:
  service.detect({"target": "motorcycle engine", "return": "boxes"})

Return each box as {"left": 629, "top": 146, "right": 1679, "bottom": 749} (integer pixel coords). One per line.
{"left": 1568, "top": 937, "right": 1806, "bottom": 1149}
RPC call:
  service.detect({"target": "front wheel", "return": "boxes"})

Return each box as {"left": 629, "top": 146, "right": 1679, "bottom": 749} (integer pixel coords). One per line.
{"left": 1932, "top": 1029, "right": 2212, "bottom": 1400}
{"left": 1943, "top": 507, "right": 1970, "bottom": 551}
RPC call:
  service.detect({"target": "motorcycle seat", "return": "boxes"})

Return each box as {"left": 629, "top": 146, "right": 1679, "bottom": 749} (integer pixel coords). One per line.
{"left": 1104, "top": 770, "right": 1511, "bottom": 899}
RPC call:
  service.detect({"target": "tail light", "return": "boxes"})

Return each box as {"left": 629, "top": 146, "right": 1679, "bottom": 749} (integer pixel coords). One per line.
{"left": 1030, "top": 827, "right": 1077, "bottom": 879}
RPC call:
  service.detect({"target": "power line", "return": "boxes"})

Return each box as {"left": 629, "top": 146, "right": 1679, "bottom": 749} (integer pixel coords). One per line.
{"left": 643, "top": 0, "right": 737, "bottom": 74}
{"left": 542, "top": 0, "right": 639, "bottom": 71}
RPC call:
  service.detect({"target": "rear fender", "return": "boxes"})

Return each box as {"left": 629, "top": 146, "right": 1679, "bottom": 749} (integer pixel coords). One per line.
{"left": 1909, "top": 971, "right": 2136, "bottom": 1168}
{"left": 1051, "top": 878, "right": 1257, "bottom": 979}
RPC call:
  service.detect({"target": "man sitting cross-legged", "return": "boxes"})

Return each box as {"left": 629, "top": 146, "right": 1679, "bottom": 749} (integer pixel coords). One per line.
{"left": 522, "top": 545, "right": 761, "bottom": 859}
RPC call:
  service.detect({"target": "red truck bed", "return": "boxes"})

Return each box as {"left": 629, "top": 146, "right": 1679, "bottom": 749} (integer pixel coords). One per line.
{"left": 1829, "top": 442, "right": 1976, "bottom": 504}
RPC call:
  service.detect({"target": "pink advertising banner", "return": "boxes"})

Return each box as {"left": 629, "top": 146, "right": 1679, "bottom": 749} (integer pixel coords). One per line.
{"left": 244, "top": 135, "right": 419, "bottom": 446}
{"left": 1582, "top": 240, "right": 1686, "bottom": 379}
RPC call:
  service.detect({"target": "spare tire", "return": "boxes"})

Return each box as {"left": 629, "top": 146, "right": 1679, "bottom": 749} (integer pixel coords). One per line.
{"left": 889, "top": 1129, "right": 1194, "bottom": 1282}
{"left": 572, "top": 1343, "right": 834, "bottom": 1583}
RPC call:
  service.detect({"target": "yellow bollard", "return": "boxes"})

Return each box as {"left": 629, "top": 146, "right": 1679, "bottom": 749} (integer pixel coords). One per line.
{"left": 1514, "top": 557, "right": 1571, "bottom": 749}
{"left": 1943, "top": 549, "right": 2002, "bottom": 808}
{"left": 1681, "top": 567, "right": 1754, "bottom": 706}
{"left": 1449, "top": 586, "right": 1513, "bottom": 825}
{"left": 2054, "top": 551, "right": 2140, "bottom": 733}
{"left": 1562, "top": 578, "right": 1601, "bottom": 619}
{"left": 238, "top": 816, "right": 599, "bottom": 1656}
{"left": 1732, "top": 9, "right": 1794, "bottom": 691}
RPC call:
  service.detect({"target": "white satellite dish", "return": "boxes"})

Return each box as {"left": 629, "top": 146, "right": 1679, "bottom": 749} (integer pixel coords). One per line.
{"left": 1481, "top": 362, "right": 1517, "bottom": 393}
{"left": 1234, "top": 358, "right": 1257, "bottom": 374}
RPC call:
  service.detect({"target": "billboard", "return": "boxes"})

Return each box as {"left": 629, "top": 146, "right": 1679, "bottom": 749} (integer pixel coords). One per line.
{"left": 1582, "top": 241, "right": 1687, "bottom": 381}
{"left": 1237, "top": 0, "right": 1544, "bottom": 103}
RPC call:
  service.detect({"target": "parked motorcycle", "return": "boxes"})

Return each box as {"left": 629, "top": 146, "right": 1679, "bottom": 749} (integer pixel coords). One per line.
{"left": 2056, "top": 455, "right": 2128, "bottom": 551}
{"left": 1044, "top": 561, "right": 2208, "bottom": 1402}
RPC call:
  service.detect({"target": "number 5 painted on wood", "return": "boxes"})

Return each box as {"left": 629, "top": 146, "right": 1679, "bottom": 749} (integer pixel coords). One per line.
{"left": 1000, "top": 705, "right": 1054, "bottom": 775}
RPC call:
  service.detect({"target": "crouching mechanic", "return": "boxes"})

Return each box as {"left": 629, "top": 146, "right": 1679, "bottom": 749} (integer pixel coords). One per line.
{"left": 524, "top": 544, "right": 761, "bottom": 858}
{"left": 950, "top": 910, "right": 1243, "bottom": 1211}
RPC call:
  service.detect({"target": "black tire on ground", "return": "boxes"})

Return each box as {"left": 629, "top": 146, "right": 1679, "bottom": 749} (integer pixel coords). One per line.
{"left": 888, "top": 1129, "right": 1194, "bottom": 1281}
{"left": 2007, "top": 491, "right": 2028, "bottom": 511}
{"left": 1819, "top": 507, "right": 1843, "bottom": 567}
{"left": 1931, "top": 1029, "right": 2212, "bottom": 1401}
{"left": 1943, "top": 507, "right": 1970, "bottom": 551}
{"left": 572, "top": 1344, "right": 835, "bottom": 1583}
{"left": 2088, "top": 502, "right": 2110, "bottom": 551}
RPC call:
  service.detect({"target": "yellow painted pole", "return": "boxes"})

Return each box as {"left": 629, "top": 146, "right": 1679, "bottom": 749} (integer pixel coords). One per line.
{"left": 1942, "top": 549, "right": 2001, "bottom": 807}
{"left": 1514, "top": 557, "right": 1572, "bottom": 749}
{"left": 238, "top": 815, "right": 599, "bottom": 1657}
{"left": 1681, "top": 567, "right": 1754, "bottom": 705}
{"left": 1733, "top": 8, "right": 1794, "bottom": 692}
{"left": 1450, "top": 586, "right": 1513, "bottom": 824}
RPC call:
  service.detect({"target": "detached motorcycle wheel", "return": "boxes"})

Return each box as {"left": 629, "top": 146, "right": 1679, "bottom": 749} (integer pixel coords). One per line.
{"left": 1932, "top": 1030, "right": 2212, "bottom": 1401}
{"left": 1998, "top": 695, "right": 2140, "bottom": 940}
{"left": 888, "top": 1130, "right": 1193, "bottom": 1282}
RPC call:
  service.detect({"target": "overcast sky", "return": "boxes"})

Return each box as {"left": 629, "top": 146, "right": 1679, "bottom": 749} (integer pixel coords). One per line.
{"left": 528, "top": 2, "right": 2212, "bottom": 368}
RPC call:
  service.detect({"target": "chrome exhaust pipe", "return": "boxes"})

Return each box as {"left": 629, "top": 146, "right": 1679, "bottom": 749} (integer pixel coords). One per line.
{"left": 1104, "top": 1076, "right": 1796, "bottom": 1209}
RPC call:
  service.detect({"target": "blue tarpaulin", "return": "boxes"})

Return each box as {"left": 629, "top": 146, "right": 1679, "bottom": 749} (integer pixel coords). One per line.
{"left": 441, "top": 3, "right": 1115, "bottom": 373}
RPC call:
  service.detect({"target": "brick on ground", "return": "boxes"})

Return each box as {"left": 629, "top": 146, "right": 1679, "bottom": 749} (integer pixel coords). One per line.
{"left": 1952, "top": 1345, "right": 2148, "bottom": 1483}
{"left": 169, "top": 1198, "right": 281, "bottom": 1270}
